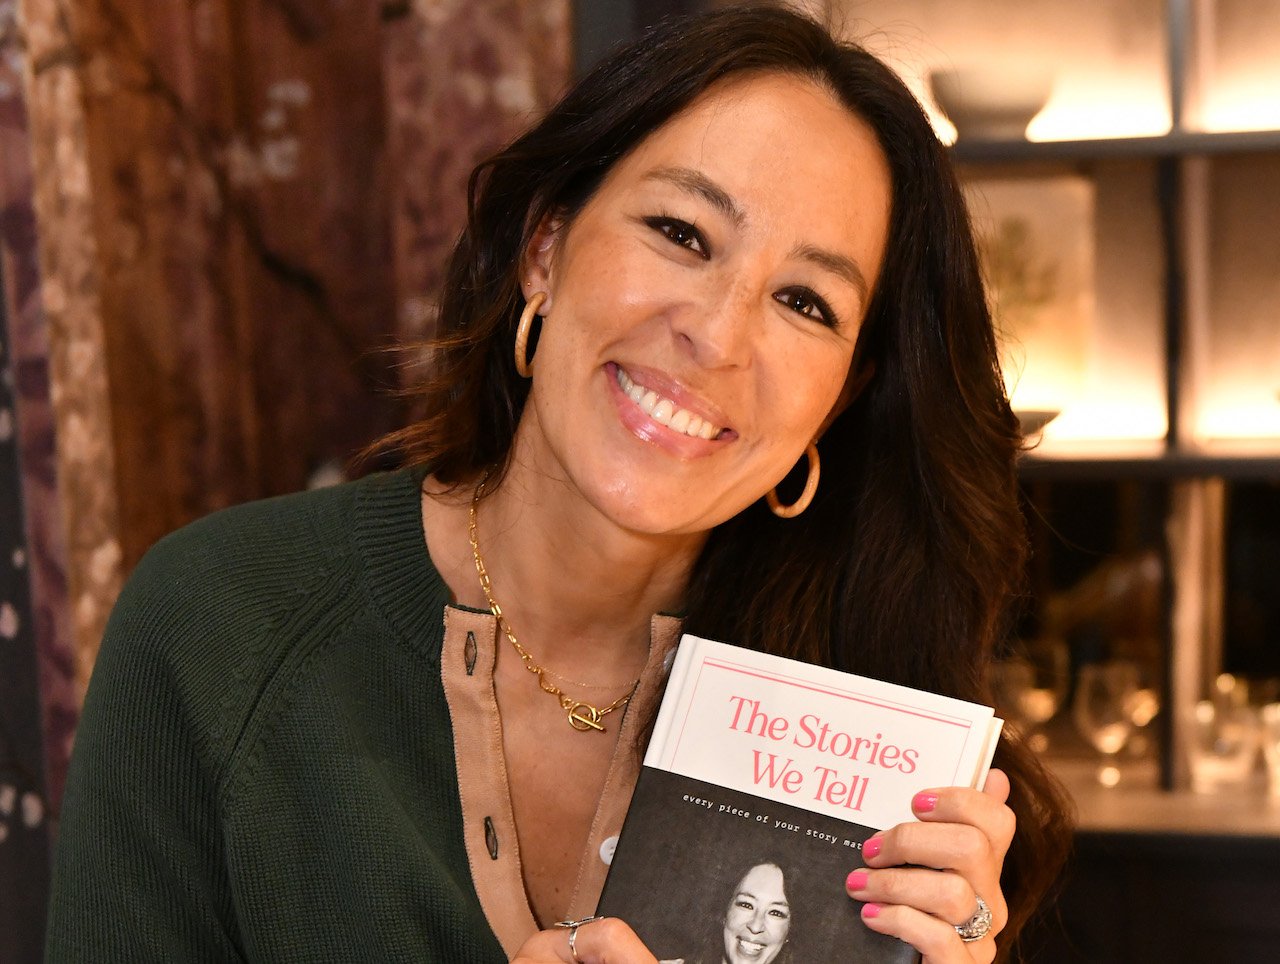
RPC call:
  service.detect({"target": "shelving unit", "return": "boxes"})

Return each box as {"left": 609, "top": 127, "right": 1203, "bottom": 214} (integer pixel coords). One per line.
{"left": 828, "top": 2, "right": 1280, "bottom": 954}
{"left": 952, "top": 127, "right": 1280, "bottom": 164}
{"left": 946, "top": 4, "right": 1280, "bottom": 795}
{"left": 1021, "top": 445, "right": 1280, "bottom": 482}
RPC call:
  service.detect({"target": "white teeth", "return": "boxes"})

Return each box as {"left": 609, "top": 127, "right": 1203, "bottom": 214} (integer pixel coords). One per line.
{"left": 615, "top": 365, "right": 722, "bottom": 440}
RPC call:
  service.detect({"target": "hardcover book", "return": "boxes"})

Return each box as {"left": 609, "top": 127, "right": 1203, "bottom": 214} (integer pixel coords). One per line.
{"left": 596, "top": 635, "right": 1003, "bottom": 963}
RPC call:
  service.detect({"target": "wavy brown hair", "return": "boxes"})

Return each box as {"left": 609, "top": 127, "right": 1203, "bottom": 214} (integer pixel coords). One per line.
{"left": 370, "top": 5, "right": 1073, "bottom": 957}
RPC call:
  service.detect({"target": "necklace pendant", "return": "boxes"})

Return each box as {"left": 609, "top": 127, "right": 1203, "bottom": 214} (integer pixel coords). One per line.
{"left": 566, "top": 701, "right": 605, "bottom": 732}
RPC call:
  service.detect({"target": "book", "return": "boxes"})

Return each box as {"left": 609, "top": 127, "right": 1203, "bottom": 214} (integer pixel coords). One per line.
{"left": 596, "top": 634, "right": 1003, "bottom": 963}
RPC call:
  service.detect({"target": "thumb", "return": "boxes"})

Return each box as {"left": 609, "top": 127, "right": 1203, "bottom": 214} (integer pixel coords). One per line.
{"left": 982, "top": 767, "right": 1011, "bottom": 804}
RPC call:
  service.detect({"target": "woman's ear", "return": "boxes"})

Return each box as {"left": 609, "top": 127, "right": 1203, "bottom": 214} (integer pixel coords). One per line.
{"left": 520, "top": 212, "right": 565, "bottom": 312}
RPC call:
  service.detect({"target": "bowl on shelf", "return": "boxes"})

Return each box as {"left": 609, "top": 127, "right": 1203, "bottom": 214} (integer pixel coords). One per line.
{"left": 928, "top": 66, "right": 1055, "bottom": 141}
{"left": 1016, "top": 409, "right": 1061, "bottom": 439}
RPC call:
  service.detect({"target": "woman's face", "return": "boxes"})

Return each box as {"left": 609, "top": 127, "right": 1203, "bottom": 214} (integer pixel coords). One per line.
{"left": 520, "top": 71, "right": 892, "bottom": 536}
{"left": 721, "top": 862, "right": 791, "bottom": 964}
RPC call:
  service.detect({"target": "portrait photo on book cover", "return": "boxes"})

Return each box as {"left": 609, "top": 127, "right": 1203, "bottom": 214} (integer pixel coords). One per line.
{"left": 598, "top": 770, "right": 914, "bottom": 963}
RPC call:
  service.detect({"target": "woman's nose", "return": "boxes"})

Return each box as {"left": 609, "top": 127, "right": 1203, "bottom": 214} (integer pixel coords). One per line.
{"left": 671, "top": 283, "right": 756, "bottom": 370}
{"left": 746, "top": 911, "right": 766, "bottom": 934}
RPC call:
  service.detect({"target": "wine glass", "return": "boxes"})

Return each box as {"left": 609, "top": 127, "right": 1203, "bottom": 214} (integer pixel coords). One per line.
{"left": 1072, "top": 660, "right": 1140, "bottom": 787}
{"left": 991, "top": 658, "right": 1036, "bottom": 742}
{"left": 991, "top": 638, "right": 1069, "bottom": 753}
{"left": 1187, "top": 699, "right": 1261, "bottom": 794}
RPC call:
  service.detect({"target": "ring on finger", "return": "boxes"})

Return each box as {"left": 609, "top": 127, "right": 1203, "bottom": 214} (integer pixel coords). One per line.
{"left": 555, "top": 915, "right": 604, "bottom": 963}
{"left": 954, "top": 895, "right": 993, "bottom": 943}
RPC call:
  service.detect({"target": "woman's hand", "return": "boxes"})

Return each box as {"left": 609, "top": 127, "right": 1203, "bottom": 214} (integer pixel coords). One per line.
{"left": 844, "top": 768, "right": 1016, "bottom": 964}
{"left": 511, "top": 917, "right": 658, "bottom": 964}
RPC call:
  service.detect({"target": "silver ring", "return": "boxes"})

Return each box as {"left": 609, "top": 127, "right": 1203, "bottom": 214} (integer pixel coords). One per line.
{"left": 954, "top": 895, "right": 993, "bottom": 942}
{"left": 555, "top": 916, "right": 603, "bottom": 963}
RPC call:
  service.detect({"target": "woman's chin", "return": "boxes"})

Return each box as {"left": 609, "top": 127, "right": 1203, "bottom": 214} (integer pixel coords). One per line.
{"left": 584, "top": 482, "right": 736, "bottom": 538}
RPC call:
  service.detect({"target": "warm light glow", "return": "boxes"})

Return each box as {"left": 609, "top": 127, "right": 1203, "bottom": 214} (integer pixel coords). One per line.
{"left": 1027, "top": 86, "right": 1171, "bottom": 141}
{"left": 1195, "top": 391, "right": 1280, "bottom": 440}
{"left": 1041, "top": 399, "right": 1167, "bottom": 442}
{"left": 927, "top": 108, "right": 958, "bottom": 146}
{"left": 1200, "top": 87, "right": 1280, "bottom": 134}
{"left": 1198, "top": 48, "right": 1280, "bottom": 132}
{"left": 1003, "top": 356, "right": 1077, "bottom": 415}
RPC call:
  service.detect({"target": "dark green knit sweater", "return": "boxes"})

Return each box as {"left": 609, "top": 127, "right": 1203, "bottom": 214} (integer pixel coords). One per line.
{"left": 46, "top": 469, "right": 507, "bottom": 962}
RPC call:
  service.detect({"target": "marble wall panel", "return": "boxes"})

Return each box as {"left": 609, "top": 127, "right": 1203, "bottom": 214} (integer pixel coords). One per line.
{"left": 384, "top": 0, "right": 571, "bottom": 343}
{"left": 67, "top": 0, "right": 404, "bottom": 567}
{"left": 19, "top": 0, "right": 124, "bottom": 703}
{"left": 11, "top": 0, "right": 573, "bottom": 791}
{"left": 3, "top": 0, "right": 78, "bottom": 814}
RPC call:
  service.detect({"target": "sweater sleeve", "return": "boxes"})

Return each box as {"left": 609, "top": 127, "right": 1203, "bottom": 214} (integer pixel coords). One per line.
{"left": 45, "top": 540, "right": 247, "bottom": 962}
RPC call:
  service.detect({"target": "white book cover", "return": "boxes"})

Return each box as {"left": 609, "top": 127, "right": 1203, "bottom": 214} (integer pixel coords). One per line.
{"left": 598, "top": 634, "right": 1003, "bottom": 963}
{"left": 647, "top": 635, "right": 1001, "bottom": 831}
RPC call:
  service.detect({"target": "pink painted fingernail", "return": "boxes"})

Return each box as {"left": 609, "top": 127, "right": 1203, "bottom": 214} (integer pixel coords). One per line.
{"left": 861, "top": 902, "right": 882, "bottom": 919}
{"left": 862, "top": 836, "right": 882, "bottom": 859}
{"left": 845, "top": 870, "right": 869, "bottom": 891}
{"left": 913, "top": 791, "right": 939, "bottom": 813}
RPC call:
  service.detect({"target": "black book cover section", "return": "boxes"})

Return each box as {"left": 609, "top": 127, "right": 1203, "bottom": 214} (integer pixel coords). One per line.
{"left": 597, "top": 767, "right": 919, "bottom": 963}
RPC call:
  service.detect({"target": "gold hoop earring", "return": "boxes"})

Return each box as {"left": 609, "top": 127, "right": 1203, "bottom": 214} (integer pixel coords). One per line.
{"left": 515, "top": 291, "right": 547, "bottom": 378}
{"left": 766, "top": 442, "right": 820, "bottom": 519}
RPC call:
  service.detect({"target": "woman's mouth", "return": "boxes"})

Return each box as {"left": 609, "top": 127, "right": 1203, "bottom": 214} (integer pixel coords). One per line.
{"left": 734, "top": 936, "right": 769, "bottom": 959}
{"left": 613, "top": 365, "right": 725, "bottom": 440}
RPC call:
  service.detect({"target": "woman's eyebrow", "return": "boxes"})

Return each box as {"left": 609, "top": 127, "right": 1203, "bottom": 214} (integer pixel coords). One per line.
{"left": 792, "top": 242, "right": 869, "bottom": 305}
{"left": 642, "top": 166, "right": 745, "bottom": 227}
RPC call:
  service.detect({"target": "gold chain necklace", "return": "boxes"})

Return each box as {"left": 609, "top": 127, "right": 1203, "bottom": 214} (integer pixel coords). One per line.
{"left": 468, "top": 478, "right": 637, "bottom": 733}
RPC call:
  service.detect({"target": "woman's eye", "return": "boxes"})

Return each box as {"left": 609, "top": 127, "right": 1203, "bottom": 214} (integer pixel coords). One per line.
{"left": 774, "top": 286, "right": 838, "bottom": 328}
{"left": 643, "top": 216, "right": 708, "bottom": 257}
{"left": 769, "top": 908, "right": 790, "bottom": 920}
{"left": 735, "top": 899, "right": 755, "bottom": 911}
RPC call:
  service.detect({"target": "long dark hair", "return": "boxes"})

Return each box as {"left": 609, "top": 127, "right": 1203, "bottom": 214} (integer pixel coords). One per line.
{"left": 372, "top": 4, "right": 1072, "bottom": 957}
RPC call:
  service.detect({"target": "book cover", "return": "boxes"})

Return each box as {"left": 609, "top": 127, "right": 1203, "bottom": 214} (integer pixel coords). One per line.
{"left": 597, "top": 635, "right": 1002, "bottom": 963}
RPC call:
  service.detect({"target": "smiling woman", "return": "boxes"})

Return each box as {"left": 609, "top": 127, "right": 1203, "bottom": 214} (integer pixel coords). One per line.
{"left": 45, "top": 6, "right": 1071, "bottom": 964}
{"left": 509, "top": 71, "right": 887, "bottom": 536}
{"left": 692, "top": 858, "right": 797, "bottom": 964}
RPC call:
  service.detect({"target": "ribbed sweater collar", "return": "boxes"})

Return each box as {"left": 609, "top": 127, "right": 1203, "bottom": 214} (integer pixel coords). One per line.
{"left": 354, "top": 467, "right": 453, "bottom": 661}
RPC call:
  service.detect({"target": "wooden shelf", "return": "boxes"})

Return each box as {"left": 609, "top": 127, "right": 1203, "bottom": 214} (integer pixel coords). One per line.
{"left": 1053, "top": 758, "right": 1280, "bottom": 838}
{"left": 1019, "top": 441, "right": 1280, "bottom": 481}
{"left": 952, "top": 128, "right": 1280, "bottom": 165}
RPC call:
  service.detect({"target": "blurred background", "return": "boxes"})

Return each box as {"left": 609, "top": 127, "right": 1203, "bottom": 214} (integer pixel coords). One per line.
{"left": 2, "top": 1, "right": 1278, "bottom": 960}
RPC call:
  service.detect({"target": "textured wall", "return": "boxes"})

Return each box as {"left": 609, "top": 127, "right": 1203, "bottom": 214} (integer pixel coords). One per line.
{"left": 17, "top": 0, "right": 117, "bottom": 772}
{"left": 1, "top": 6, "right": 60, "bottom": 956}
{"left": 4, "top": 2, "right": 571, "bottom": 955}
{"left": 384, "top": 0, "right": 571, "bottom": 343}
{"left": 12, "top": 0, "right": 571, "bottom": 804}
{"left": 65, "top": 0, "right": 403, "bottom": 569}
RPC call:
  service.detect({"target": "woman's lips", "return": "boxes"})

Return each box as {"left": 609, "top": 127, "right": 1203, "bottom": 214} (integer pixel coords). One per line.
{"left": 614, "top": 364, "right": 725, "bottom": 440}
{"left": 606, "top": 362, "right": 737, "bottom": 453}
{"left": 734, "top": 935, "right": 768, "bottom": 958}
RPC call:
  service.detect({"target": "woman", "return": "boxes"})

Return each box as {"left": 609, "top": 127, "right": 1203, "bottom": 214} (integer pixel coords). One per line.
{"left": 661, "top": 858, "right": 796, "bottom": 964}
{"left": 46, "top": 6, "right": 1071, "bottom": 964}
{"left": 716, "top": 862, "right": 792, "bottom": 964}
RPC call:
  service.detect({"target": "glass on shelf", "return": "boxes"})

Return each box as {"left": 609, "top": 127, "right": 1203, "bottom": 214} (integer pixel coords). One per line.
{"left": 1260, "top": 704, "right": 1280, "bottom": 796}
{"left": 991, "top": 637, "right": 1069, "bottom": 753}
{"left": 1186, "top": 699, "right": 1261, "bottom": 794}
{"left": 1072, "top": 660, "right": 1141, "bottom": 787}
